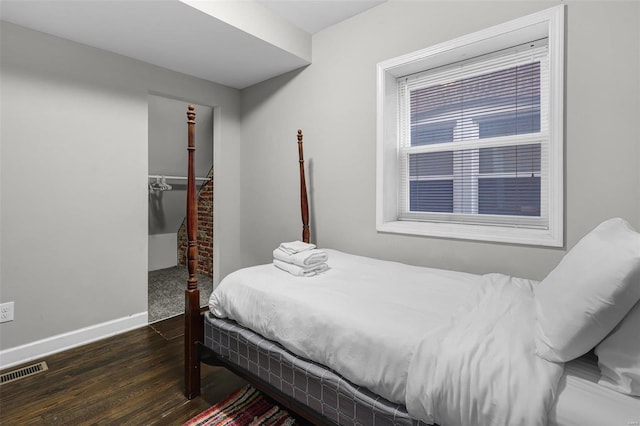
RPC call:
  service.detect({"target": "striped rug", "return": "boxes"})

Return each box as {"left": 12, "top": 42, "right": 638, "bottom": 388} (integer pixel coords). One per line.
{"left": 184, "top": 385, "right": 297, "bottom": 426}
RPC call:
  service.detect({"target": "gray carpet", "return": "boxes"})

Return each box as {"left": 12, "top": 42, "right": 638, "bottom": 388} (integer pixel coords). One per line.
{"left": 148, "top": 265, "right": 213, "bottom": 323}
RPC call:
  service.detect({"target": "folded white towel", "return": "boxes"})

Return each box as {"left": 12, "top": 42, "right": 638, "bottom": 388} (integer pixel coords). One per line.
{"left": 278, "top": 240, "right": 316, "bottom": 255}
{"left": 273, "top": 248, "right": 328, "bottom": 267}
{"left": 273, "top": 259, "right": 329, "bottom": 277}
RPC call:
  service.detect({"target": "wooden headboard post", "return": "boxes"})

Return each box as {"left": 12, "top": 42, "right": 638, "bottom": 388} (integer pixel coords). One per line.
{"left": 184, "top": 105, "right": 202, "bottom": 399}
{"left": 297, "top": 130, "right": 310, "bottom": 244}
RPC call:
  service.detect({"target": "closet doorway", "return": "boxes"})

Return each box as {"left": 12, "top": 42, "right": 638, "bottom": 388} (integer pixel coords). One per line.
{"left": 147, "top": 95, "right": 214, "bottom": 323}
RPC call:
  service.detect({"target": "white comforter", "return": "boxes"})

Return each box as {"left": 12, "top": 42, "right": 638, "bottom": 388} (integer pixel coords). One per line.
{"left": 210, "top": 249, "right": 564, "bottom": 426}
{"left": 406, "top": 273, "right": 564, "bottom": 426}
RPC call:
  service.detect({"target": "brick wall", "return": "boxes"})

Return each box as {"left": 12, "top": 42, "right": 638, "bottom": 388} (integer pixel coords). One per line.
{"left": 178, "top": 168, "right": 213, "bottom": 278}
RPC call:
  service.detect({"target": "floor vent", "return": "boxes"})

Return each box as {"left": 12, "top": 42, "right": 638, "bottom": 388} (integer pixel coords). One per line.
{"left": 0, "top": 361, "right": 48, "bottom": 385}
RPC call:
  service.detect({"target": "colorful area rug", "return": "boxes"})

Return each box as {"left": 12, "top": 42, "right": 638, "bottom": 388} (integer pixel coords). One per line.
{"left": 184, "top": 385, "right": 297, "bottom": 426}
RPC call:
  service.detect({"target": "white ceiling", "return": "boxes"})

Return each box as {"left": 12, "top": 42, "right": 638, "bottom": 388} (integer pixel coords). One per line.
{"left": 0, "top": 0, "right": 385, "bottom": 89}
{"left": 258, "top": 0, "right": 384, "bottom": 34}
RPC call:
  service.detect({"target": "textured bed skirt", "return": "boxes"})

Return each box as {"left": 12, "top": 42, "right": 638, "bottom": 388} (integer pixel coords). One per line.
{"left": 204, "top": 314, "right": 429, "bottom": 426}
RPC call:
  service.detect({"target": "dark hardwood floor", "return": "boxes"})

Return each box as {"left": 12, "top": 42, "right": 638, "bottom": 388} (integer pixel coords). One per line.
{"left": 0, "top": 315, "right": 246, "bottom": 425}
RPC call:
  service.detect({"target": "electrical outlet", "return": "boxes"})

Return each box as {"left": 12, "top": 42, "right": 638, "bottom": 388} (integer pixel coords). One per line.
{"left": 0, "top": 302, "right": 14, "bottom": 323}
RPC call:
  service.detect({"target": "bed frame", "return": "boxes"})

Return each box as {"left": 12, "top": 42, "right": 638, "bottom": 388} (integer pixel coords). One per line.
{"left": 182, "top": 106, "right": 325, "bottom": 423}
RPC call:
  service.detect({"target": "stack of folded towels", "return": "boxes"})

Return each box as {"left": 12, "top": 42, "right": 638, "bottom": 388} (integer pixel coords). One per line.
{"left": 273, "top": 241, "right": 329, "bottom": 277}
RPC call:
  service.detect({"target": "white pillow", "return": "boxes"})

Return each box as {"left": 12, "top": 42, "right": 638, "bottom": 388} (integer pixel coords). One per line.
{"left": 534, "top": 218, "right": 640, "bottom": 362}
{"left": 595, "top": 301, "right": 640, "bottom": 395}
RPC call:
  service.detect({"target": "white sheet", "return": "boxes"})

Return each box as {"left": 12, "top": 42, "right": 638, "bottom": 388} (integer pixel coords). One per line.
{"left": 209, "top": 250, "right": 585, "bottom": 425}
{"left": 551, "top": 357, "right": 640, "bottom": 426}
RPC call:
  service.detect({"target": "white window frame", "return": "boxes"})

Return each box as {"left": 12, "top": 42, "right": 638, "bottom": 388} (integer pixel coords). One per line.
{"left": 376, "top": 5, "right": 564, "bottom": 247}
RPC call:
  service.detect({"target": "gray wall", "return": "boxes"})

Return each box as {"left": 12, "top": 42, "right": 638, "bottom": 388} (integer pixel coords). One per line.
{"left": 0, "top": 22, "right": 242, "bottom": 350}
{"left": 240, "top": 0, "right": 640, "bottom": 280}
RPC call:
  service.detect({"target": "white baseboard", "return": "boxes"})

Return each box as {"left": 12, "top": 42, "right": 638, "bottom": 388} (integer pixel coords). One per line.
{"left": 0, "top": 312, "right": 148, "bottom": 370}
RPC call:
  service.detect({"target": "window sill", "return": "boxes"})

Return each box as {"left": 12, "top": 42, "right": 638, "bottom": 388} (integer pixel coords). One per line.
{"left": 377, "top": 220, "right": 563, "bottom": 247}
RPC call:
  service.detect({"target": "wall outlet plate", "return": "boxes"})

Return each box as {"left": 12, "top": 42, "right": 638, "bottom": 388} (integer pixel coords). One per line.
{"left": 0, "top": 301, "right": 14, "bottom": 323}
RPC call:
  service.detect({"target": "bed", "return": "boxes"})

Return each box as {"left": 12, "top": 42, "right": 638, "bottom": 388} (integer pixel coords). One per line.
{"left": 182, "top": 105, "right": 640, "bottom": 425}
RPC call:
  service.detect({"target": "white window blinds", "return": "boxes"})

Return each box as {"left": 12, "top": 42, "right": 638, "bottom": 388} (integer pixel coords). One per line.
{"left": 398, "top": 40, "right": 550, "bottom": 229}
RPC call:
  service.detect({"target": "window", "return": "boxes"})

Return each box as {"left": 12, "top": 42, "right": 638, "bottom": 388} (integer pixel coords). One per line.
{"left": 377, "top": 6, "right": 564, "bottom": 246}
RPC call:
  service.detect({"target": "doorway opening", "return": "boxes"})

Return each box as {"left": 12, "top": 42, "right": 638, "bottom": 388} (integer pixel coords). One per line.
{"left": 147, "top": 95, "right": 214, "bottom": 323}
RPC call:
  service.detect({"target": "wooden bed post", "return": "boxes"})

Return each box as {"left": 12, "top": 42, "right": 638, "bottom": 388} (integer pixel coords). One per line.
{"left": 297, "top": 130, "right": 310, "bottom": 244}
{"left": 184, "top": 105, "right": 202, "bottom": 399}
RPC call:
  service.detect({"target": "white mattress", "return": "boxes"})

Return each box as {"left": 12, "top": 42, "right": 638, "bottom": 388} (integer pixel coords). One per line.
{"left": 552, "top": 356, "right": 640, "bottom": 426}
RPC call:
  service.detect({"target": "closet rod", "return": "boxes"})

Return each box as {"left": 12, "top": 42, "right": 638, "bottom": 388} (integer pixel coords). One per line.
{"left": 148, "top": 174, "right": 210, "bottom": 181}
